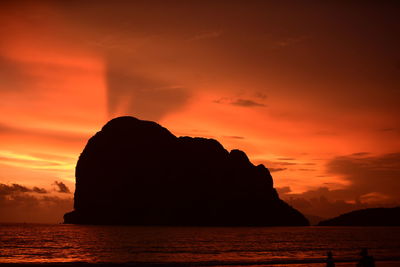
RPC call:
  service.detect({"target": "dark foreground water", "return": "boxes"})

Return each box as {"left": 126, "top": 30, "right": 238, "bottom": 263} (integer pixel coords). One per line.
{"left": 1, "top": 224, "right": 400, "bottom": 266}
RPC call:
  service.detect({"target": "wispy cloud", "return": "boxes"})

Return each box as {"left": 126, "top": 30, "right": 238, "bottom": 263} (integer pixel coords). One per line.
{"left": 213, "top": 97, "right": 266, "bottom": 108}
{"left": 223, "top": 135, "right": 245, "bottom": 140}
{"left": 276, "top": 157, "right": 296, "bottom": 160}
{"left": 277, "top": 161, "right": 297, "bottom": 166}
{"left": 53, "top": 181, "right": 71, "bottom": 194}
{"left": 298, "top": 168, "right": 316, "bottom": 171}
{"left": 254, "top": 92, "right": 267, "bottom": 99}
{"left": 269, "top": 167, "right": 287, "bottom": 173}
{"left": 0, "top": 183, "right": 47, "bottom": 195}
{"left": 274, "top": 35, "right": 308, "bottom": 48}
{"left": 189, "top": 30, "right": 222, "bottom": 41}
{"left": 350, "top": 152, "right": 370, "bottom": 157}
{"left": 0, "top": 150, "right": 74, "bottom": 171}
{"left": 231, "top": 99, "right": 266, "bottom": 107}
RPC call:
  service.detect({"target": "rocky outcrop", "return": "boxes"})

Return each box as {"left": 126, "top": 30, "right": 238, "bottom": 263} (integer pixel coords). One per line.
{"left": 318, "top": 207, "right": 400, "bottom": 226}
{"left": 64, "top": 116, "right": 309, "bottom": 226}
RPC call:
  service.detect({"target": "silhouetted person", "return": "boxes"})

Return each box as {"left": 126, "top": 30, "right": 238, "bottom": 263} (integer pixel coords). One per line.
{"left": 326, "top": 251, "right": 335, "bottom": 267}
{"left": 357, "top": 248, "right": 375, "bottom": 267}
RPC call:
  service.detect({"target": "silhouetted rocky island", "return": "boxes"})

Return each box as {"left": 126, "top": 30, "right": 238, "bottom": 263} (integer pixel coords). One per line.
{"left": 318, "top": 207, "right": 400, "bottom": 226}
{"left": 64, "top": 116, "right": 309, "bottom": 226}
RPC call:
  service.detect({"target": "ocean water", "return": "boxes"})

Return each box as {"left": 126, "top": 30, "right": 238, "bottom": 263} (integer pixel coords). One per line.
{"left": 0, "top": 224, "right": 400, "bottom": 266}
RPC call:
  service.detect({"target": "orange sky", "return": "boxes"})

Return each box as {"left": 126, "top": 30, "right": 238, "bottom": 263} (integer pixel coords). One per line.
{"left": 0, "top": 0, "right": 399, "bottom": 222}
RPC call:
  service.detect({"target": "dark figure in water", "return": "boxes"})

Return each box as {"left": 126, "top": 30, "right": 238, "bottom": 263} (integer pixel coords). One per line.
{"left": 326, "top": 251, "right": 335, "bottom": 267}
{"left": 357, "top": 248, "right": 375, "bottom": 267}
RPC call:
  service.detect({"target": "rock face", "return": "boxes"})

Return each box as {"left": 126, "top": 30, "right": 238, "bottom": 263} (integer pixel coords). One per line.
{"left": 318, "top": 207, "right": 400, "bottom": 226}
{"left": 64, "top": 116, "right": 309, "bottom": 226}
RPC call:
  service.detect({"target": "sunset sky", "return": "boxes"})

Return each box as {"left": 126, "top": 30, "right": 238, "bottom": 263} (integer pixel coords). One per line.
{"left": 0, "top": 0, "right": 399, "bottom": 223}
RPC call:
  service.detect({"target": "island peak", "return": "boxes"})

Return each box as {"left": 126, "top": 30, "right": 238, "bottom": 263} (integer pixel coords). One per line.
{"left": 64, "top": 116, "right": 308, "bottom": 226}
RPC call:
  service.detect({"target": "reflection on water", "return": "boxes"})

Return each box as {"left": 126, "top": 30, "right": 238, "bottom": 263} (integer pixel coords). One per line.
{"left": 1, "top": 224, "right": 400, "bottom": 265}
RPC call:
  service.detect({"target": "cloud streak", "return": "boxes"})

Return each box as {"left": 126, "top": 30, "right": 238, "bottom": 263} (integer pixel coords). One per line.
{"left": 0, "top": 183, "right": 47, "bottom": 195}
{"left": 213, "top": 97, "right": 266, "bottom": 108}
{"left": 53, "top": 181, "right": 71, "bottom": 193}
{"left": 223, "top": 136, "right": 245, "bottom": 140}
{"left": 269, "top": 167, "right": 287, "bottom": 173}
{"left": 189, "top": 30, "right": 222, "bottom": 41}
{"left": 231, "top": 99, "right": 266, "bottom": 107}
{"left": 0, "top": 150, "right": 74, "bottom": 172}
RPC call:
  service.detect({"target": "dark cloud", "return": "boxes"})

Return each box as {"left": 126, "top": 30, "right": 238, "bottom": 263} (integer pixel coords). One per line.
{"left": 107, "top": 64, "right": 190, "bottom": 121}
{"left": 254, "top": 92, "right": 267, "bottom": 99}
{"left": 0, "top": 194, "right": 73, "bottom": 223}
{"left": 255, "top": 159, "right": 300, "bottom": 177}
{"left": 223, "top": 136, "right": 245, "bottom": 140}
{"left": 277, "top": 161, "right": 297, "bottom": 166}
{"left": 255, "top": 160, "right": 297, "bottom": 173}
{"left": 189, "top": 30, "right": 222, "bottom": 41}
{"left": 213, "top": 97, "right": 266, "bottom": 108}
{"left": 0, "top": 183, "right": 47, "bottom": 195}
{"left": 277, "top": 157, "right": 295, "bottom": 160}
{"left": 32, "top": 187, "right": 47, "bottom": 194}
{"left": 269, "top": 167, "right": 287, "bottom": 173}
{"left": 53, "top": 181, "right": 71, "bottom": 194}
{"left": 378, "top": 128, "right": 400, "bottom": 136}
{"left": 213, "top": 97, "right": 229, "bottom": 104}
{"left": 279, "top": 186, "right": 399, "bottom": 219}
{"left": 0, "top": 183, "right": 29, "bottom": 194}
{"left": 379, "top": 128, "right": 398, "bottom": 132}
{"left": 327, "top": 152, "right": 400, "bottom": 197}
{"left": 278, "top": 153, "right": 400, "bottom": 218}
{"left": 274, "top": 35, "right": 308, "bottom": 48}
{"left": 0, "top": 182, "right": 72, "bottom": 223}
{"left": 231, "top": 99, "right": 266, "bottom": 107}
{"left": 350, "top": 152, "right": 370, "bottom": 156}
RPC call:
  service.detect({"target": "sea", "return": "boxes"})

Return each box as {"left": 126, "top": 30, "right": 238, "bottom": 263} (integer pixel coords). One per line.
{"left": 1, "top": 224, "right": 400, "bottom": 266}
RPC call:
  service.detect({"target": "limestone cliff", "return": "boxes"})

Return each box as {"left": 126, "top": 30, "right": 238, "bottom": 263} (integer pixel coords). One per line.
{"left": 64, "top": 116, "right": 309, "bottom": 226}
